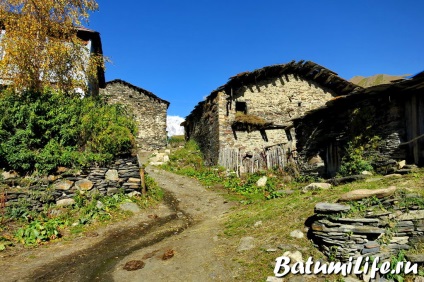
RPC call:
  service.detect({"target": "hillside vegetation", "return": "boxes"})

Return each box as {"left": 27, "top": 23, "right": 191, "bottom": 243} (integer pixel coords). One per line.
{"left": 349, "top": 74, "right": 410, "bottom": 87}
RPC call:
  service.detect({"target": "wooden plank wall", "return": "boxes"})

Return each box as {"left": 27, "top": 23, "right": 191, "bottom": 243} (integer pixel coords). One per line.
{"left": 218, "top": 145, "right": 289, "bottom": 174}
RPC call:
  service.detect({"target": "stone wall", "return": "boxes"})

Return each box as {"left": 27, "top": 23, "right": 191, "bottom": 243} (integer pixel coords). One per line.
{"left": 101, "top": 80, "right": 169, "bottom": 150}
{"left": 183, "top": 92, "right": 222, "bottom": 166}
{"left": 2, "top": 157, "right": 142, "bottom": 211}
{"left": 184, "top": 61, "right": 361, "bottom": 173}
{"left": 294, "top": 92, "right": 409, "bottom": 177}
{"left": 309, "top": 188, "right": 424, "bottom": 264}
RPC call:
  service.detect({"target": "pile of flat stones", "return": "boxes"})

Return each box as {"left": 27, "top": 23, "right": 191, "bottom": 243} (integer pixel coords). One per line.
{"left": 309, "top": 186, "right": 424, "bottom": 264}
{"left": 1, "top": 157, "right": 142, "bottom": 211}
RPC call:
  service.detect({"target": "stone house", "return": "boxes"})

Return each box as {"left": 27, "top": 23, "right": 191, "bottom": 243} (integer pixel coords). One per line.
{"left": 0, "top": 26, "right": 105, "bottom": 96}
{"left": 293, "top": 71, "right": 424, "bottom": 177}
{"left": 76, "top": 27, "right": 106, "bottom": 96}
{"left": 183, "top": 60, "right": 360, "bottom": 173}
{"left": 101, "top": 79, "right": 169, "bottom": 150}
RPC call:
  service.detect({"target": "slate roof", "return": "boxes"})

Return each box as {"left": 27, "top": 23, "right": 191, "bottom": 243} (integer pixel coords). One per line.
{"left": 105, "top": 79, "right": 170, "bottom": 107}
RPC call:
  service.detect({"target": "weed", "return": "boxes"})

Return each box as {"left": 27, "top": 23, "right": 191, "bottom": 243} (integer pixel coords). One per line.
{"left": 15, "top": 218, "right": 66, "bottom": 245}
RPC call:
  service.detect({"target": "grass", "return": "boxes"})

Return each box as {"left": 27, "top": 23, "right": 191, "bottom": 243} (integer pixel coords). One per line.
{"left": 163, "top": 140, "right": 424, "bottom": 281}
{"left": 167, "top": 135, "right": 185, "bottom": 148}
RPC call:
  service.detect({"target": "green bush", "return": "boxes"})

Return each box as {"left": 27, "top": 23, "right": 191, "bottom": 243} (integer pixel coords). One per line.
{"left": 0, "top": 89, "right": 137, "bottom": 173}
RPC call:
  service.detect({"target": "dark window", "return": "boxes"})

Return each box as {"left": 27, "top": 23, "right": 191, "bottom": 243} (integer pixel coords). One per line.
{"left": 235, "top": 101, "right": 247, "bottom": 114}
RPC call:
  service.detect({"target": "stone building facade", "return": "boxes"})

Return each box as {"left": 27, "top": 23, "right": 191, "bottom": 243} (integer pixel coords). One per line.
{"left": 101, "top": 79, "right": 169, "bottom": 150}
{"left": 294, "top": 71, "right": 424, "bottom": 177}
{"left": 183, "top": 61, "right": 361, "bottom": 173}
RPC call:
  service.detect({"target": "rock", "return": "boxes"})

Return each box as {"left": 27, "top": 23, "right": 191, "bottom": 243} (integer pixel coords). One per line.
{"left": 414, "top": 276, "right": 424, "bottom": 282}
{"left": 364, "top": 241, "right": 379, "bottom": 249}
{"left": 107, "top": 187, "right": 119, "bottom": 195}
{"left": 128, "top": 178, "right": 141, "bottom": 183}
{"left": 303, "top": 183, "right": 331, "bottom": 192}
{"left": 362, "top": 247, "right": 379, "bottom": 254}
{"left": 56, "top": 198, "right": 75, "bottom": 207}
{"left": 334, "top": 217, "right": 379, "bottom": 224}
{"left": 119, "top": 202, "right": 141, "bottom": 213}
{"left": 315, "top": 202, "right": 351, "bottom": 213}
{"left": 283, "top": 250, "right": 303, "bottom": 263}
{"left": 127, "top": 191, "right": 142, "bottom": 198}
{"left": 164, "top": 149, "right": 171, "bottom": 154}
{"left": 290, "top": 230, "right": 304, "bottom": 239}
{"left": 266, "top": 277, "right": 284, "bottom": 282}
{"left": 338, "top": 186, "right": 397, "bottom": 202}
{"left": 150, "top": 153, "right": 165, "bottom": 163}
{"left": 75, "top": 179, "right": 94, "bottom": 191}
{"left": 47, "top": 175, "right": 59, "bottom": 182}
{"left": 237, "top": 237, "right": 255, "bottom": 252}
{"left": 390, "top": 236, "right": 409, "bottom": 244}
{"left": 105, "top": 169, "right": 119, "bottom": 181}
{"left": 308, "top": 154, "right": 323, "bottom": 165}
{"left": 398, "top": 160, "right": 406, "bottom": 169}
{"left": 343, "top": 277, "right": 362, "bottom": 282}
{"left": 96, "top": 201, "right": 104, "bottom": 209}
{"left": 56, "top": 167, "right": 68, "bottom": 173}
{"left": 256, "top": 176, "right": 267, "bottom": 187}
{"left": 384, "top": 174, "right": 402, "bottom": 178}
{"left": 361, "top": 171, "right": 373, "bottom": 175}
{"left": 254, "top": 221, "right": 263, "bottom": 227}
{"left": 54, "top": 180, "right": 74, "bottom": 191}
{"left": 1, "top": 170, "right": 18, "bottom": 180}
{"left": 123, "top": 260, "right": 145, "bottom": 271}
{"left": 406, "top": 254, "right": 424, "bottom": 263}
{"left": 150, "top": 162, "right": 164, "bottom": 166}
{"left": 163, "top": 155, "right": 170, "bottom": 162}
{"left": 397, "top": 210, "right": 424, "bottom": 220}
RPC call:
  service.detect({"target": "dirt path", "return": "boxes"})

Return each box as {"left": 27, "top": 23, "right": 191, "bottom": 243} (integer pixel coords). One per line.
{"left": 0, "top": 167, "right": 239, "bottom": 282}
{"left": 109, "top": 167, "right": 238, "bottom": 281}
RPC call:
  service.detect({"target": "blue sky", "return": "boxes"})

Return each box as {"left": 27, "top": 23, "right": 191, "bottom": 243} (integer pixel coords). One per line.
{"left": 88, "top": 0, "right": 424, "bottom": 118}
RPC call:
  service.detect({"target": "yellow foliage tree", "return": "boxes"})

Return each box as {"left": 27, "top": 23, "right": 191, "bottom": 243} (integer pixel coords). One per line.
{"left": 0, "top": 0, "right": 103, "bottom": 94}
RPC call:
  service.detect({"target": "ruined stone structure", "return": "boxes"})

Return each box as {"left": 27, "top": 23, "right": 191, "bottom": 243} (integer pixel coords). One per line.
{"left": 309, "top": 189, "right": 424, "bottom": 265}
{"left": 183, "top": 60, "right": 360, "bottom": 173}
{"left": 101, "top": 80, "right": 169, "bottom": 150}
{"left": 294, "top": 71, "right": 424, "bottom": 177}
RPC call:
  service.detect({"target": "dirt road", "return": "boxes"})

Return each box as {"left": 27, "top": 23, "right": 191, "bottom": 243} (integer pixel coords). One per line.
{"left": 0, "top": 168, "right": 238, "bottom": 281}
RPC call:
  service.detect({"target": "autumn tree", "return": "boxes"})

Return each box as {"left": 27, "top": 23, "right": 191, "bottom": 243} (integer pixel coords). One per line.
{"left": 0, "top": 0, "right": 103, "bottom": 94}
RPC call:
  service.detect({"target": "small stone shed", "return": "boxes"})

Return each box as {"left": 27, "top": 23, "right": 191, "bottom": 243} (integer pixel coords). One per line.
{"left": 101, "top": 79, "right": 169, "bottom": 150}
{"left": 183, "top": 60, "right": 360, "bottom": 173}
{"left": 293, "top": 71, "right": 424, "bottom": 177}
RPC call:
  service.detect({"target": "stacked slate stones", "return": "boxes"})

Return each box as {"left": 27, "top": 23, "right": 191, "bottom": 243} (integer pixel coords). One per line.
{"left": 2, "top": 157, "right": 142, "bottom": 211}
{"left": 309, "top": 187, "right": 424, "bottom": 264}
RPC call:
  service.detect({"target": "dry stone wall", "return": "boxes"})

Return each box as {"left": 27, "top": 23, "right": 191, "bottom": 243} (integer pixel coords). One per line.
{"left": 309, "top": 189, "right": 424, "bottom": 265}
{"left": 294, "top": 93, "right": 409, "bottom": 177}
{"left": 183, "top": 93, "right": 222, "bottom": 165}
{"left": 2, "top": 157, "right": 142, "bottom": 211}
{"left": 101, "top": 80, "right": 169, "bottom": 150}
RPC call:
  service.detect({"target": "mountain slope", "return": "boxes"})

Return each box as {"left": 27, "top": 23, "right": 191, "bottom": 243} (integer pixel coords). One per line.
{"left": 349, "top": 74, "right": 410, "bottom": 88}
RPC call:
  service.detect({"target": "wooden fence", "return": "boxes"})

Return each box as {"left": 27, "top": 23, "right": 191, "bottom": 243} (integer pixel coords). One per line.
{"left": 218, "top": 145, "right": 289, "bottom": 174}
